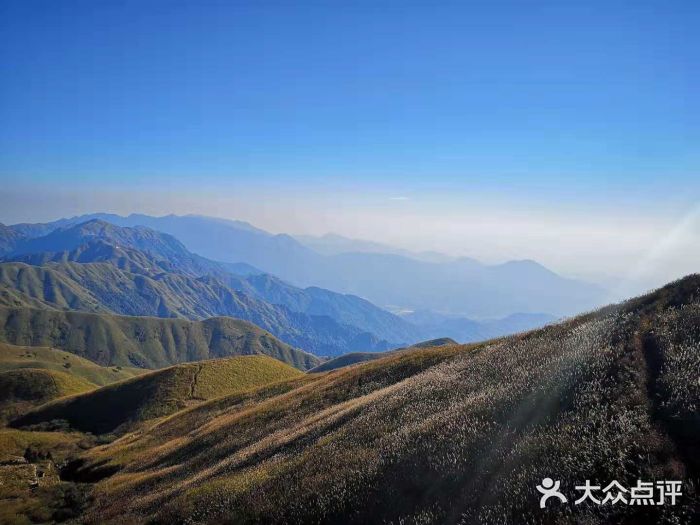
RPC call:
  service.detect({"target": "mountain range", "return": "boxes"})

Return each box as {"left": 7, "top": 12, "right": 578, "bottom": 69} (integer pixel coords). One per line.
{"left": 0, "top": 220, "right": 411, "bottom": 356}
{"left": 0, "top": 306, "right": 319, "bottom": 370}
{"left": 0, "top": 217, "right": 558, "bottom": 356}
{"left": 1, "top": 213, "right": 605, "bottom": 318}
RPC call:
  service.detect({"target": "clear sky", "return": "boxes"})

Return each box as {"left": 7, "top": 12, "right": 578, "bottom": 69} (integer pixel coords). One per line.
{"left": 0, "top": 0, "right": 698, "bottom": 291}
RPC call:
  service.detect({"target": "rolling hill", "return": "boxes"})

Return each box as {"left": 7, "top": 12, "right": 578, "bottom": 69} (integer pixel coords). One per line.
{"left": 55, "top": 274, "right": 699, "bottom": 524}
{"left": 0, "top": 369, "right": 95, "bottom": 423}
{"left": 0, "top": 342, "right": 148, "bottom": 423}
{"left": 0, "top": 342, "right": 146, "bottom": 385}
{"left": 12, "top": 355, "right": 303, "bottom": 435}
{"left": 0, "top": 306, "right": 320, "bottom": 370}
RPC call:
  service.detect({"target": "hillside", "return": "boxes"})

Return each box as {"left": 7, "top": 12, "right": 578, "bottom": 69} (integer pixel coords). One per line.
{"left": 12, "top": 355, "right": 303, "bottom": 435}
{"left": 0, "top": 307, "right": 320, "bottom": 370}
{"left": 0, "top": 262, "right": 396, "bottom": 356}
{"left": 0, "top": 341, "right": 144, "bottom": 422}
{"left": 308, "top": 351, "right": 384, "bottom": 373}
{"left": 59, "top": 275, "right": 699, "bottom": 524}
{"left": 310, "top": 337, "right": 458, "bottom": 372}
{"left": 0, "top": 342, "right": 146, "bottom": 386}
{"left": 0, "top": 369, "right": 96, "bottom": 423}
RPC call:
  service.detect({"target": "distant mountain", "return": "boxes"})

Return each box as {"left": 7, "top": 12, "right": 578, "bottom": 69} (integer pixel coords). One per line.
{"left": 0, "top": 223, "right": 25, "bottom": 255}
{"left": 312, "top": 252, "right": 600, "bottom": 318}
{"left": 6, "top": 219, "right": 242, "bottom": 278}
{"left": 295, "top": 233, "right": 456, "bottom": 263}
{"left": 1, "top": 220, "right": 419, "bottom": 354}
{"left": 1, "top": 215, "right": 591, "bottom": 350}
{"left": 0, "top": 261, "right": 400, "bottom": 356}
{"left": 225, "top": 273, "right": 423, "bottom": 343}
{"left": 24, "top": 213, "right": 604, "bottom": 318}
{"left": 401, "top": 310, "right": 556, "bottom": 342}
{"left": 0, "top": 306, "right": 320, "bottom": 370}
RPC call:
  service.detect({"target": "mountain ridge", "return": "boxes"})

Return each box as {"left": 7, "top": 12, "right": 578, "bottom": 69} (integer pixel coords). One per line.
{"left": 1, "top": 220, "right": 416, "bottom": 354}
{"left": 0, "top": 306, "right": 320, "bottom": 370}
{"left": 4, "top": 213, "right": 605, "bottom": 318}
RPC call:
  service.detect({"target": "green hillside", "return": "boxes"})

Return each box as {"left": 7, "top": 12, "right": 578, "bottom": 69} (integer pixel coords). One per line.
{"left": 0, "top": 262, "right": 106, "bottom": 313}
{"left": 12, "top": 355, "right": 303, "bottom": 434}
{"left": 0, "top": 368, "right": 96, "bottom": 423}
{"left": 0, "top": 306, "right": 320, "bottom": 370}
{"left": 0, "top": 342, "right": 147, "bottom": 423}
{"left": 66, "top": 275, "right": 699, "bottom": 524}
{"left": 0, "top": 342, "right": 145, "bottom": 386}
{"left": 0, "top": 261, "right": 397, "bottom": 356}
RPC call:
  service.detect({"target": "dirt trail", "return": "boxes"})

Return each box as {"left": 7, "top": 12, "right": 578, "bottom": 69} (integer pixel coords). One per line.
{"left": 189, "top": 363, "right": 204, "bottom": 400}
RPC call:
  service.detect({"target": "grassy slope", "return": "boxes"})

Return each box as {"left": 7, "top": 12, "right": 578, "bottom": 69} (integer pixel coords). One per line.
{"left": 310, "top": 337, "right": 459, "bottom": 372}
{"left": 0, "top": 342, "right": 147, "bottom": 424}
{"left": 0, "top": 307, "right": 320, "bottom": 370}
{"left": 0, "top": 263, "right": 108, "bottom": 313}
{"left": 0, "top": 342, "right": 145, "bottom": 386}
{"left": 76, "top": 275, "right": 699, "bottom": 524}
{"left": 0, "top": 369, "right": 96, "bottom": 424}
{"left": 12, "top": 355, "right": 303, "bottom": 434}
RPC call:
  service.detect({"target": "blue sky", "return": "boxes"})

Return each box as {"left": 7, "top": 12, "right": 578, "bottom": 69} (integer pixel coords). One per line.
{"left": 0, "top": 0, "right": 698, "bottom": 287}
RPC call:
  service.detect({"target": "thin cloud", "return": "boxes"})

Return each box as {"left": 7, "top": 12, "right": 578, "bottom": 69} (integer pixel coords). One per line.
{"left": 389, "top": 196, "right": 410, "bottom": 201}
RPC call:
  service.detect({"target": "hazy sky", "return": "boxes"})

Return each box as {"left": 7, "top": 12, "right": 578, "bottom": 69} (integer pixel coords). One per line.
{"left": 1, "top": 1, "right": 698, "bottom": 291}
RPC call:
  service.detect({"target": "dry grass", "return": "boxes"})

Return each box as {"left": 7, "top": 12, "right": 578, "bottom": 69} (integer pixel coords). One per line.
{"left": 73, "top": 276, "right": 700, "bottom": 524}
{"left": 12, "top": 355, "right": 303, "bottom": 435}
